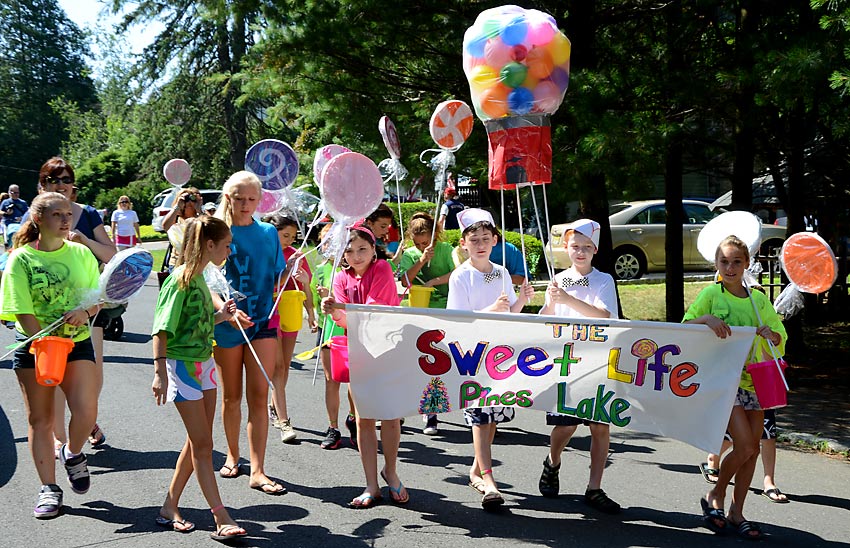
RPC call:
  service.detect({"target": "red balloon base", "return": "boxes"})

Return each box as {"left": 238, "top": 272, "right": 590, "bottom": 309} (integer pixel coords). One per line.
{"left": 485, "top": 114, "right": 552, "bottom": 190}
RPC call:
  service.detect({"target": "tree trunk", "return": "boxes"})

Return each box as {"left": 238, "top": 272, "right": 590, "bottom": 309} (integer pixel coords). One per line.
{"left": 730, "top": 1, "right": 758, "bottom": 212}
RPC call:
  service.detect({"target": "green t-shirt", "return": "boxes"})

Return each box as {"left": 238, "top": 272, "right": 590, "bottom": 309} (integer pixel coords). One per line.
{"left": 398, "top": 241, "right": 454, "bottom": 309}
{"left": 152, "top": 267, "right": 216, "bottom": 362}
{"left": 309, "top": 260, "right": 344, "bottom": 344}
{"left": 0, "top": 242, "right": 100, "bottom": 342}
{"left": 683, "top": 283, "right": 787, "bottom": 391}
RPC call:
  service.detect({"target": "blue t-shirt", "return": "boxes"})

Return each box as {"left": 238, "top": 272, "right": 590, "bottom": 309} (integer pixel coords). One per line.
{"left": 490, "top": 241, "right": 526, "bottom": 278}
{"left": 213, "top": 220, "right": 285, "bottom": 348}
{"left": 1, "top": 198, "right": 28, "bottom": 226}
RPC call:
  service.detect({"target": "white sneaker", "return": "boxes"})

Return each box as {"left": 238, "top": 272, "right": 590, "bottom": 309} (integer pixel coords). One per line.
{"left": 279, "top": 419, "right": 297, "bottom": 443}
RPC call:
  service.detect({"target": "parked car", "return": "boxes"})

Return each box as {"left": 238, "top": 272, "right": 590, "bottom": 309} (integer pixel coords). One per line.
{"left": 545, "top": 200, "right": 787, "bottom": 280}
{"left": 151, "top": 188, "right": 222, "bottom": 232}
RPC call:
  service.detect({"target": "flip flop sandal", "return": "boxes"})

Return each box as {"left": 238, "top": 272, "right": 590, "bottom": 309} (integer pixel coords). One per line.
{"left": 700, "top": 497, "right": 727, "bottom": 534}
{"left": 210, "top": 524, "right": 248, "bottom": 542}
{"left": 732, "top": 520, "right": 764, "bottom": 541}
{"left": 218, "top": 464, "right": 240, "bottom": 478}
{"left": 88, "top": 424, "right": 107, "bottom": 448}
{"left": 539, "top": 456, "right": 560, "bottom": 498}
{"left": 468, "top": 479, "right": 486, "bottom": 494}
{"left": 380, "top": 470, "right": 410, "bottom": 504}
{"left": 699, "top": 462, "right": 719, "bottom": 484}
{"left": 155, "top": 515, "right": 195, "bottom": 533}
{"left": 250, "top": 481, "right": 287, "bottom": 495}
{"left": 481, "top": 489, "right": 505, "bottom": 511}
{"left": 761, "top": 488, "right": 790, "bottom": 503}
{"left": 349, "top": 493, "right": 383, "bottom": 509}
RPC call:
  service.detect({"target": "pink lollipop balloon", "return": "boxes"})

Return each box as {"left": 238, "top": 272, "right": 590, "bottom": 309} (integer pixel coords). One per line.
{"left": 378, "top": 116, "right": 402, "bottom": 159}
{"left": 320, "top": 152, "right": 383, "bottom": 220}
{"left": 313, "top": 144, "right": 351, "bottom": 186}
{"left": 163, "top": 159, "right": 192, "bottom": 188}
{"left": 256, "top": 188, "right": 289, "bottom": 215}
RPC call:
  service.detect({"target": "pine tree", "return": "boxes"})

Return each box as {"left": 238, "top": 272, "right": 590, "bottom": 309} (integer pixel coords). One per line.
{"left": 419, "top": 377, "right": 451, "bottom": 414}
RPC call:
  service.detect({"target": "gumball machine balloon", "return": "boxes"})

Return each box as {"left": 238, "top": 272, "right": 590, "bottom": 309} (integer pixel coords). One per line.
{"left": 463, "top": 6, "right": 570, "bottom": 189}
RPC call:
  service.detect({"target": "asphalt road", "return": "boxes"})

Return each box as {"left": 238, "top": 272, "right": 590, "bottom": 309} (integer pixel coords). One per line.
{"left": 0, "top": 276, "right": 848, "bottom": 548}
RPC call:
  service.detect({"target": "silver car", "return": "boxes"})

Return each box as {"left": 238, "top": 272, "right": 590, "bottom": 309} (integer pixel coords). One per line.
{"left": 545, "top": 200, "right": 787, "bottom": 280}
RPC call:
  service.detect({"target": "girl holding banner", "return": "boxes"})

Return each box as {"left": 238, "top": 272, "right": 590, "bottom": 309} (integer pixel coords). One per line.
{"left": 213, "top": 172, "right": 287, "bottom": 495}
{"left": 684, "top": 235, "right": 785, "bottom": 541}
{"left": 321, "top": 225, "right": 405, "bottom": 508}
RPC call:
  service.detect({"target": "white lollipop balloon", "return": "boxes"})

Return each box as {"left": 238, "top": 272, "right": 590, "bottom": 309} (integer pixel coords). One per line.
{"left": 697, "top": 211, "right": 762, "bottom": 262}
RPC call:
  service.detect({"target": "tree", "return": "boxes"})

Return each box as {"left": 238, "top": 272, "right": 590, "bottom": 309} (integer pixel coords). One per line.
{"left": 0, "top": 0, "right": 97, "bottom": 196}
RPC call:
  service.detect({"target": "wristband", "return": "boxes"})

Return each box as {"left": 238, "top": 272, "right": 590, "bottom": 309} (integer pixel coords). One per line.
{"left": 154, "top": 357, "right": 167, "bottom": 361}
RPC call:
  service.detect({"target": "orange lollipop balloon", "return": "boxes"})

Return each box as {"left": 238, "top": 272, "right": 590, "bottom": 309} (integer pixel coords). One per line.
{"left": 780, "top": 232, "right": 838, "bottom": 294}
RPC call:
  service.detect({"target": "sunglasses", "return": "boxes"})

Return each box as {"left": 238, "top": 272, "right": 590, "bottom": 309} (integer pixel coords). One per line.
{"left": 119, "top": 201, "right": 131, "bottom": 204}
{"left": 45, "top": 176, "right": 74, "bottom": 185}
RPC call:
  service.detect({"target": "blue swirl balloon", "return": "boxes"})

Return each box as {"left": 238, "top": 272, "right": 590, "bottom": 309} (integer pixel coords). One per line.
{"left": 245, "top": 139, "right": 299, "bottom": 191}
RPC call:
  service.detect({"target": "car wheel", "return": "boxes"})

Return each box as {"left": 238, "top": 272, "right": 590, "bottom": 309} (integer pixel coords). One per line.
{"left": 613, "top": 248, "right": 645, "bottom": 280}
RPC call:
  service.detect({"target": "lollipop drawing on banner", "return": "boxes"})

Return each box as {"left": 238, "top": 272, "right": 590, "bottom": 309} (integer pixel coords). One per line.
{"left": 462, "top": 6, "right": 572, "bottom": 281}
{"left": 2, "top": 248, "right": 155, "bottom": 357}
{"left": 378, "top": 116, "right": 408, "bottom": 244}
{"left": 696, "top": 212, "right": 788, "bottom": 391}
{"left": 419, "top": 100, "right": 474, "bottom": 255}
{"left": 163, "top": 159, "right": 192, "bottom": 188}
{"left": 773, "top": 232, "right": 838, "bottom": 318}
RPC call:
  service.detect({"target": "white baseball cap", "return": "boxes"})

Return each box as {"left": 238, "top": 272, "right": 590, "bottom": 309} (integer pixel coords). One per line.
{"left": 566, "top": 218, "right": 601, "bottom": 248}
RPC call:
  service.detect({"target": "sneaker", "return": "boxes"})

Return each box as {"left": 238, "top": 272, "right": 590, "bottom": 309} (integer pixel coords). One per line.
{"left": 538, "top": 455, "right": 560, "bottom": 498}
{"left": 344, "top": 414, "right": 358, "bottom": 450}
{"left": 59, "top": 445, "right": 90, "bottom": 494}
{"left": 423, "top": 414, "right": 438, "bottom": 436}
{"left": 269, "top": 405, "right": 281, "bottom": 429}
{"left": 34, "top": 484, "right": 63, "bottom": 519}
{"left": 279, "top": 419, "right": 297, "bottom": 443}
{"left": 320, "top": 427, "right": 342, "bottom": 450}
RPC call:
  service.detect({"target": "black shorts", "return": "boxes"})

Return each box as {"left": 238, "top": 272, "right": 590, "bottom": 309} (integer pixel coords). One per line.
{"left": 252, "top": 326, "right": 278, "bottom": 341}
{"left": 546, "top": 412, "right": 605, "bottom": 427}
{"left": 13, "top": 335, "right": 96, "bottom": 370}
{"left": 722, "top": 409, "right": 776, "bottom": 442}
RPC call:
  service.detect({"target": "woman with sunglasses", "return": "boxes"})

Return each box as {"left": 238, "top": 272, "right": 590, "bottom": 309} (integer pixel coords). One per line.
{"left": 29, "top": 157, "right": 117, "bottom": 454}
{"left": 111, "top": 196, "right": 141, "bottom": 251}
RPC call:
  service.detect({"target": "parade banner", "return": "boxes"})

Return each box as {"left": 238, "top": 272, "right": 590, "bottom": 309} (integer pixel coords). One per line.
{"left": 345, "top": 305, "right": 756, "bottom": 454}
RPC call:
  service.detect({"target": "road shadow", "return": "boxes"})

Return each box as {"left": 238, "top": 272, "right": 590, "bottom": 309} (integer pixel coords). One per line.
{"left": 0, "top": 403, "right": 17, "bottom": 488}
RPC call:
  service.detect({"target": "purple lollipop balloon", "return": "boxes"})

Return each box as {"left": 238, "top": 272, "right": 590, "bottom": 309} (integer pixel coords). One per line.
{"left": 245, "top": 139, "right": 299, "bottom": 191}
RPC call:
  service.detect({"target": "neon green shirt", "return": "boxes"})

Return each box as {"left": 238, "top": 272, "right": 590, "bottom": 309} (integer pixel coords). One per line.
{"left": 0, "top": 241, "right": 100, "bottom": 342}
{"left": 152, "top": 267, "right": 215, "bottom": 362}
{"left": 683, "top": 283, "right": 787, "bottom": 392}
{"left": 399, "top": 241, "right": 454, "bottom": 309}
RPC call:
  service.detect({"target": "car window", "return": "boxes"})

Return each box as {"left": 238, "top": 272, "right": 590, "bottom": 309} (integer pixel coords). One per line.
{"left": 683, "top": 203, "right": 716, "bottom": 224}
{"left": 630, "top": 204, "right": 666, "bottom": 225}
{"left": 609, "top": 203, "right": 631, "bottom": 216}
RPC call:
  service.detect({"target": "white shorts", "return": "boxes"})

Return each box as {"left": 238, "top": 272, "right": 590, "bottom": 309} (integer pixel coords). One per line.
{"left": 166, "top": 357, "right": 217, "bottom": 402}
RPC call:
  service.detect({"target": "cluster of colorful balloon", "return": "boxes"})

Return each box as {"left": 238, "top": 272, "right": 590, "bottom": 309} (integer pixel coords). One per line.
{"left": 462, "top": 6, "right": 571, "bottom": 120}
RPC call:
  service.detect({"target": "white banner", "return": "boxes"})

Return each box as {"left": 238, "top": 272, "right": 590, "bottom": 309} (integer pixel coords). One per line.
{"left": 345, "top": 305, "right": 756, "bottom": 454}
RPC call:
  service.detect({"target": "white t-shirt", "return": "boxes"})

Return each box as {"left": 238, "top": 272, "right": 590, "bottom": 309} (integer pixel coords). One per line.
{"left": 447, "top": 260, "right": 516, "bottom": 311}
{"left": 545, "top": 267, "right": 619, "bottom": 319}
{"left": 110, "top": 209, "right": 139, "bottom": 237}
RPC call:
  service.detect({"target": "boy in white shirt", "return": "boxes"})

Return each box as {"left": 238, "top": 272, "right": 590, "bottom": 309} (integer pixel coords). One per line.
{"left": 538, "top": 219, "right": 622, "bottom": 514}
{"left": 447, "top": 208, "right": 534, "bottom": 510}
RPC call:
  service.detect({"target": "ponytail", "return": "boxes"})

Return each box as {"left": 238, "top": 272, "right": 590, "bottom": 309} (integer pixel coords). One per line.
{"left": 177, "top": 216, "right": 231, "bottom": 289}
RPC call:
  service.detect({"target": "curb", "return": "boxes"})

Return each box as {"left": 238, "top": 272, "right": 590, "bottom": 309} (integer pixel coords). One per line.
{"left": 779, "top": 430, "right": 849, "bottom": 455}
